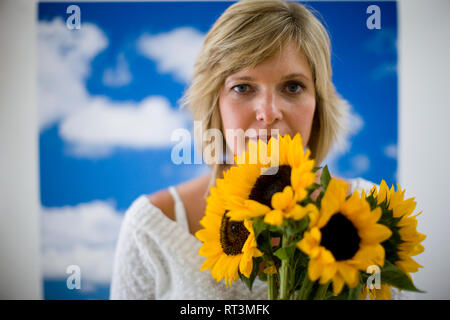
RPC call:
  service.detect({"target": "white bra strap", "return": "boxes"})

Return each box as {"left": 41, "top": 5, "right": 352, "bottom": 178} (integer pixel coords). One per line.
{"left": 168, "top": 186, "right": 189, "bottom": 232}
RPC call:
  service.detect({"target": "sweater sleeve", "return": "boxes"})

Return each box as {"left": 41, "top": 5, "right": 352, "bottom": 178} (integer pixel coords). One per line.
{"left": 110, "top": 198, "right": 157, "bottom": 300}
{"left": 349, "top": 177, "right": 379, "bottom": 195}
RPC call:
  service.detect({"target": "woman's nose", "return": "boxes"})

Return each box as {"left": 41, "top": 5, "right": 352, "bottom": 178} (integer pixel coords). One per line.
{"left": 255, "top": 91, "right": 283, "bottom": 125}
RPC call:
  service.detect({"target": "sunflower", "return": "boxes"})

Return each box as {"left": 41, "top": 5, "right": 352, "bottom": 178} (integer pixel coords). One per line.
{"left": 297, "top": 178, "right": 392, "bottom": 295}
{"left": 224, "top": 133, "right": 316, "bottom": 226}
{"left": 366, "top": 180, "right": 426, "bottom": 279}
{"left": 360, "top": 283, "right": 392, "bottom": 300}
{"left": 195, "top": 178, "right": 262, "bottom": 286}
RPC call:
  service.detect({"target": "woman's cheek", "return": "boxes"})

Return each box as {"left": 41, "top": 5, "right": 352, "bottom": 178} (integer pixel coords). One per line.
{"left": 221, "top": 100, "right": 253, "bottom": 131}
{"left": 287, "top": 101, "right": 315, "bottom": 144}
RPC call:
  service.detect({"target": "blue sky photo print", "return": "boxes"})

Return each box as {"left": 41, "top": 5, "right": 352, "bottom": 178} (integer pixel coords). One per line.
{"left": 37, "top": 1, "right": 398, "bottom": 300}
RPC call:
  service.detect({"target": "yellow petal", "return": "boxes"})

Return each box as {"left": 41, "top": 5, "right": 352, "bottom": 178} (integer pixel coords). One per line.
{"left": 271, "top": 189, "right": 291, "bottom": 210}
{"left": 318, "top": 179, "right": 348, "bottom": 228}
{"left": 320, "top": 248, "right": 335, "bottom": 264}
{"left": 239, "top": 254, "right": 252, "bottom": 278}
{"left": 290, "top": 203, "right": 319, "bottom": 221}
{"left": 377, "top": 180, "right": 389, "bottom": 204}
{"left": 297, "top": 227, "right": 321, "bottom": 255}
{"left": 352, "top": 244, "right": 385, "bottom": 269}
{"left": 264, "top": 210, "right": 284, "bottom": 226}
{"left": 332, "top": 274, "right": 345, "bottom": 295}
{"left": 320, "top": 262, "right": 337, "bottom": 284}
{"left": 200, "top": 253, "right": 221, "bottom": 271}
{"left": 308, "top": 258, "right": 324, "bottom": 282}
{"left": 287, "top": 133, "right": 305, "bottom": 167}
{"left": 360, "top": 224, "right": 392, "bottom": 245}
{"left": 337, "top": 262, "right": 359, "bottom": 288}
{"left": 396, "top": 256, "right": 423, "bottom": 273}
{"left": 376, "top": 284, "right": 392, "bottom": 300}
{"left": 245, "top": 199, "right": 271, "bottom": 217}
{"left": 195, "top": 229, "right": 219, "bottom": 242}
{"left": 226, "top": 209, "right": 253, "bottom": 221}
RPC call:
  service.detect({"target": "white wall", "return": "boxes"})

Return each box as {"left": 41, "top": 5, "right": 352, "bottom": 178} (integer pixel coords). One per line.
{"left": 398, "top": 0, "right": 450, "bottom": 299}
{"left": 0, "top": 0, "right": 448, "bottom": 299}
{"left": 0, "top": 0, "right": 42, "bottom": 299}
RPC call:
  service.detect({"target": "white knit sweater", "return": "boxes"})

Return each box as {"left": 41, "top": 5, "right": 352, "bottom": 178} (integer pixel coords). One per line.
{"left": 109, "top": 178, "right": 415, "bottom": 300}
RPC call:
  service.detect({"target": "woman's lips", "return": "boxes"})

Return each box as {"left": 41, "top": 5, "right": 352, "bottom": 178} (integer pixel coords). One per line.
{"left": 248, "top": 136, "right": 270, "bottom": 144}
{"left": 248, "top": 133, "right": 280, "bottom": 143}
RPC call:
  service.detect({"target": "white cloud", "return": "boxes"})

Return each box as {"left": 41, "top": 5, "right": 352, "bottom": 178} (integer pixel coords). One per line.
{"left": 37, "top": 18, "right": 108, "bottom": 131}
{"left": 138, "top": 27, "right": 205, "bottom": 83}
{"left": 41, "top": 199, "right": 122, "bottom": 249}
{"left": 102, "top": 54, "right": 132, "bottom": 87}
{"left": 38, "top": 18, "right": 191, "bottom": 158}
{"left": 59, "top": 96, "right": 190, "bottom": 158}
{"left": 327, "top": 153, "right": 370, "bottom": 179}
{"left": 347, "top": 111, "right": 365, "bottom": 136}
{"left": 322, "top": 108, "right": 365, "bottom": 177}
{"left": 384, "top": 143, "right": 397, "bottom": 159}
{"left": 43, "top": 246, "right": 117, "bottom": 288}
{"left": 41, "top": 200, "right": 123, "bottom": 287}
{"left": 364, "top": 27, "right": 397, "bottom": 56}
{"left": 372, "top": 61, "right": 397, "bottom": 80}
{"left": 338, "top": 110, "right": 365, "bottom": 153}
{"left": 350, "top": 154, "right": 370, "bottom": 175}
{"left": 321, "top": 147, "right": 343, "bottom": 177}
{"left": 363, "top": 28, "right": 397, "bottom": 80}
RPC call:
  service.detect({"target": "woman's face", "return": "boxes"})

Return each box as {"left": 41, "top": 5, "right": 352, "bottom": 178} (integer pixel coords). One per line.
{"left": 219, "top": 41, "right": 316, "bottom": 156}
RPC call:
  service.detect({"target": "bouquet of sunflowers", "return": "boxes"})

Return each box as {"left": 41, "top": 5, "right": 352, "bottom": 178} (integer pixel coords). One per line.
{"left": 195, "top": 134, "right": 425, "bottom": 300}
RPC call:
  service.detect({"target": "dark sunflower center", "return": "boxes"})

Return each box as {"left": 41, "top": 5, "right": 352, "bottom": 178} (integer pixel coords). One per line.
{"left": 220, "top": 212, "right": 250, "bottom": 255}
{"left": 320, "top": 213, "right": 361, "bottom": 261}
{"left": 248, "top": 165, "right": 292, "bottom": 208}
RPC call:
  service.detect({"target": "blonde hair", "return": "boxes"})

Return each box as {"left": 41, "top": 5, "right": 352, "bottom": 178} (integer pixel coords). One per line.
{"left": 179, "top": 0, "right": 350, "bottom": 192}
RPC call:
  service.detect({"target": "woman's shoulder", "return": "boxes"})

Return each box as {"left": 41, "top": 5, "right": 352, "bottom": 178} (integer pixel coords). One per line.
{"left": 117, "top": 174, "right": 212, "bottom": 243}
{"left": 147, "top": 188, "right": 175, "bottom": 222}
{"left": 147, "top": 172, "right": 211, "bottom": 223}
{"left": 121, "top": 193, "right": 169, "bottom": 230}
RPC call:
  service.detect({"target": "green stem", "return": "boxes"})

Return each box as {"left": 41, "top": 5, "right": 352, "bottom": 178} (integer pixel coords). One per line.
{"left": 313, "top": 282, "right": 330, "bottom": 300}
{"left": 296, "top": 274, "right": 314, "bottom": 300}
{"left": 263, "top": 231, "right": 278, "bottom": 300}
{"left": 279, "top": 233, "right": 291, "bottom": 300}
{"left": 267, "top": 273, "right": 277, "bottom": 300}
{"left": 279, "top": 259, "right": 290, "bottom": 299}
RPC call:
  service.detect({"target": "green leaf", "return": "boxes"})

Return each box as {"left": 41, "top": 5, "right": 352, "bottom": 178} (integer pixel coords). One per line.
{"left": 293, "top": 265, "right": 307, "bottom": 291}
{"left": 312, "top": 166, "right": 322, "bottom": 173}
{"left": 274, "top": 244, "right": 296, "bottom": 261}
{"left": 258, "top": 270, "right": 268, "bottom": 282}
{"left": 252, "top": 218, "right": 267, "bottom": 239}
{"left": 239, "top": 272, "right": 253, "bottom": 292}
{"left": 380, "top": 261, "right": 425, "bottom": 293}
{"left": 347, "top": 282, "right": 363, "bottom": 300}
{"left": 274, "top": 247, "right": 289, "bottom": 260}
{"left": 320, "top": 165, "right": 331, "bottom": 191}
{"left": 326, "top": 287, "right": 349, "bottom": 300}
{"left": 308, "top": 183, "right": 321, "bottom": 190}
{"left": 294, "top": 250, "right": 309, "bottom": 268}
{"left": 286, "top": 218, "right": 309, "bottom": 236}
{"left": 256, "top": 230, "right": 273, "bottom": 257}
{"left": 268, "top": 224, "right": 282, "bottom": 233}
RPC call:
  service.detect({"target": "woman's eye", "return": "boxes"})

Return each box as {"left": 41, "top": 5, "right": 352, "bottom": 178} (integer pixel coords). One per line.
{"left": 232, "top": 84, "right": 250, "bottom": 94}
{"left": 286, "top": 82, "right": 303, "bottom": 94}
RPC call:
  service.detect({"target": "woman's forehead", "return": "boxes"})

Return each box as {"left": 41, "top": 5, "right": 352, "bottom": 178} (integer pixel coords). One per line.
{"left": 225, "top": 44, "right": 313, "bottom": 83}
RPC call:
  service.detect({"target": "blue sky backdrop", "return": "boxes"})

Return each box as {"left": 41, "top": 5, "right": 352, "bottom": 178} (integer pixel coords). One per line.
{"left": 37, "top": 1, "right": 398, "bottom": 299}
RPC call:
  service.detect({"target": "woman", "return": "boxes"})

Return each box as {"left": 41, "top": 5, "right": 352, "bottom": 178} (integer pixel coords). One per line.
{"left": 110, "top": 0, "right": 409, "bottom": 299}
